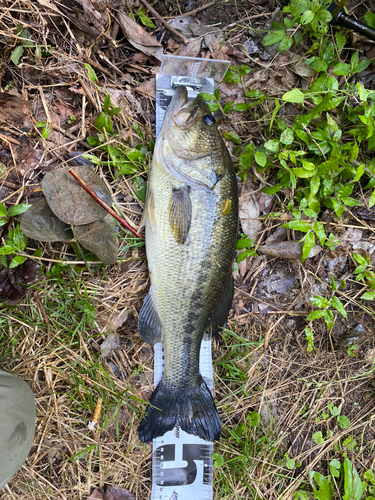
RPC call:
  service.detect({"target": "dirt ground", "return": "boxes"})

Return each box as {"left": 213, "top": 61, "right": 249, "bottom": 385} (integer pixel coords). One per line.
{"left": 0, "top": 0, "right": 375, "bottom": 499}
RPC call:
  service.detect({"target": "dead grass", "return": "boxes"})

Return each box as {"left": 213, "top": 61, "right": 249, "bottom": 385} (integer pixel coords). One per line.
{"left": 0, "top": 1, "right": 375, "bottom": 499}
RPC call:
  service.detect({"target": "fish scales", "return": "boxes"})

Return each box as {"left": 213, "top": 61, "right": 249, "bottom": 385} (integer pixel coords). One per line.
{"left": 138, "top": 86, "right": 238, "bottom": 442}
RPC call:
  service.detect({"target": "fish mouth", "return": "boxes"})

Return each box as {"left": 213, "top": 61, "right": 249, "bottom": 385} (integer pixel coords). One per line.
{"left": 162, "top": 86, "right": 204, "bottom": 131}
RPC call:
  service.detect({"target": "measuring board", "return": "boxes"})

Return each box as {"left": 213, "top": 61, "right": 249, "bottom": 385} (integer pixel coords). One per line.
{"left": 151, "top": 55, "right": 230, "bottom": 500}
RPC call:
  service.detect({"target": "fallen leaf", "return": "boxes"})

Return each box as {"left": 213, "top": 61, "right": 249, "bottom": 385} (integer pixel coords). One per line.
{"left": 87, "top": 489, "right": 103, "bottom": 500}
{"left": 0, "top": 92, "right": 31, "bottom": 123}
{"left": 101, "top": 333, "right": 121, "bottom": 358}
{"left": 174, "top": 37, "right": 202, "bottom": 58}
{"left": 258, "top": 241, "right": 321, "bottom": 260}
{"left": 74, "top": 214, "right": 118, "bottom": 264}
{"left": 42, "top": 166, "right": 112, "bottom": 226}
{"left": 20, "top": 198, "right": 74, "bottom": 242}
{"left": 0, "top": 259, "right": 40, "bottom": 305}
{"left": 117, "top": 12, "right": 163, "bottom": 61}
{"left": 103, "top": 486, "right": 135, "bottom": 500}
{"left": 238, "top": 183, "right": 262, "bottom": 241}
{"left": 135, "top": 77, "right": 156, "bottom": 98}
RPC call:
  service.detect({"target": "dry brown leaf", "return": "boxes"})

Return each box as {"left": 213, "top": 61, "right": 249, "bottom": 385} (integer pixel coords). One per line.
{"left": 42, "top": 166, "right": 112, "bottom": 226}
{"left": 258, "top": 241, "right": 321, "bottom": 260}
{"left": 20, "top": 198, "right": 74, "bottom": 243}
{"left": 74, "top": 214, "right": 118, "bottom": 264}
{"left": 117, "top": 12, "right": 163, "bottom": 61}
{"left": 135, "top": 77, "right": 156, "bottom": 98}
{"left": 87, "top": 489, "right": 103, "bottom": 500}
{"left": 0, "top": 92, "right": 31, "bottom": 123}
{"left": 238, "top": 183, "right": 262, "bottom": 241}
{"left": 103, "top": 486, "right": 135, "bottom": 500}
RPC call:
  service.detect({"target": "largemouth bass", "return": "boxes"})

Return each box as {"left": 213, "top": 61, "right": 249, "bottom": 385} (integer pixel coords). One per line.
{"left": 138, "top": 86, "right": 238, "bottom": 443}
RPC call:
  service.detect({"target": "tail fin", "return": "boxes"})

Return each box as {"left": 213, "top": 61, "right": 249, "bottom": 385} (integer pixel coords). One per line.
{"left": 139, "top": 377, "right": 221, "bottom": 442}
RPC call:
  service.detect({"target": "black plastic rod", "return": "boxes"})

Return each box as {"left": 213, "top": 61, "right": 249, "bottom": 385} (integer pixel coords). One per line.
{"left": 328, "top": 3, "right": 375, "bottom": 41}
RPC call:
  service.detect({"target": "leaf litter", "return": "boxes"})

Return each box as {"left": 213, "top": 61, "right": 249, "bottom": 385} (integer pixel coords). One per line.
{"left": 1, "top": 0, "right": 375, "bottom": 499}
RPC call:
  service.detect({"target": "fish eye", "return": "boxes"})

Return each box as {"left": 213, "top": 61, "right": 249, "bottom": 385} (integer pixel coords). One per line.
{"left": 202, "top": 114, "right": 216, "bottom": 126}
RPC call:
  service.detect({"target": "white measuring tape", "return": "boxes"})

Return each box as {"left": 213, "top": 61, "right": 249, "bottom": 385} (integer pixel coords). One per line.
{"left": 152, "top": 56, "right": 230, "bottom": 500}
{"left": 151, "top": 339, "right": 213, "bottom": 500}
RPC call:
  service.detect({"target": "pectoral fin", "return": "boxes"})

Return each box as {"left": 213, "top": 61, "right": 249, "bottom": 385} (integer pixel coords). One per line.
{"left": 168, "top": 186, "right": 192, "bottom": 244}
{"left": 138, "top": 290, "right": 163, "bottom": 344}
{"left": 206, "top": 275, "right": 234, "bottom": 337}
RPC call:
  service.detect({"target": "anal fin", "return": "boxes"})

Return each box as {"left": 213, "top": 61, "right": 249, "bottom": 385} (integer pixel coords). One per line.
{"left": 138, "top": 290, "right": 163, "bottom": 344}
{"left": 207, "top": 275, "right": 234, "bottom": 337}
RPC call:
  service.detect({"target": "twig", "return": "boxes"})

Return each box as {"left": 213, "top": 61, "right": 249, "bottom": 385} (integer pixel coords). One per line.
{"left": 69, "top": 169, "right": 144, "bottom": 239}
{"left": 139, "top": 0, "right": 189, "bottom": 45}
{"left": 178, "top": 0, "right": 218, "bottom": 17}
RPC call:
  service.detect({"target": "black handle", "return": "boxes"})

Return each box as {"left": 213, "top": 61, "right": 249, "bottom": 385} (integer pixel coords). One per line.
{"left": 328, "top": 3, "right": 375, "bottom": 41}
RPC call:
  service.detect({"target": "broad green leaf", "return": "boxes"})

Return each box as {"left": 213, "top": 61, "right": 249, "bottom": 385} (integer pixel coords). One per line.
{"left": 263, "top": 184, "right": 281, "bottom": 195}
{"left": 264, "top": 139, "right": 279, "bottom": 152}
{"left": 263, "top": 30, "right": 286, "bottom": 46}
{"left": 337, "top": 415, "right": 351, "bottom": 430}
{"left": 365, "top": 11, "right": 375, "bottom": 29}
{"left": 331, "top": 296, "right": 347, "bottom": 318}
{"left": 332, "top": 63, "right": 351, "bottom": 76}
{"left": 307, "top": 310, "right": 326, "bottom": 321}
{"left": 280, "top": 128, "right": 294, "bottom": 145}
{"left": 301, "top": 10, "right": 315, "bottom": 24}
{"left": 199, "top": 92, "right": 215, "bottom": 101}
{"left": 313, "top": 221, "right": 326, "bottom": 245}
{"left": 369, "top": 190, "right": 375, "bottom": 208}
{"left": 85, "top": 63, "right": 98, "bottom": 83}
{"left": 282, "top": 89, "right": 304, "bottom": 104}
{"left": 293, "top": 168, "right": 316, "bottom": 178}
{"left": 9, "top": 255, "right": 28, "bottom": 269}
{"left": 133, "top": 176, "right": 147, "bottom": 202}
{"left": 247, "top": 411, "right": 260, "bottom": 427}
{"left": 224, "top": 69, "right": 241, "bottom": 84}
{"left": 254, "top": 151, "right": 267, "bottom": 167}
{"left": 310, "top": 176, "right": 320, "bottom": 198}
{"left": 343, "top": 458, "right": 363, "bottom": 500}
{"left": 310, "top": 59, "right": 328, "bottom": 72}
{"left": 341, "top": 197, "right": 361, "bottom": 207}
{"left": 353, "top": 59, "right": 373, "bottom": 74}
{"left": 337, "top": 183, "right": 353, "bottom": 199}
{"left": 137, "top": 6, "right": 156, "bottom": 27}
{"left": 335, "top": 32, "right": 346, "bottom": 54}
{"left": 329, "top": 459, "right": 341, "bottom": 478}
{"left": 323, "top": 309, "right": 334, "bottom": 330}
{"left": 223, "top": 131, "right": 242, "bottom": 144}
{"left": 282, "top": 220, "right": 311, "bottom": 232}
{"left": 11, "top": 45, "right": 24, "bottom": 65}
{"left": 361, "top": 291, "right": 375, "bottom": 300}
{"left": 232, "top": 103, "right": 250, "bottom": 112}
{"left": 7, "top": 204, "right": 31, "bottom": 217}
{"left": 41, "top": 127, "right": 50, "bottom": 139}
{"left": 236, "top": 238, "right": 253, "bottom": 250}
{"left": 223, "top": 101, "right": 234, "bottom": 113}
{"left": 302, "top": 231, "right": 315, "bottom": 261}
{"left": 103, "top": 94, "right": 111, "bottom": 113}
{"left": 312, "top": 431, "right": 325, "bottom": 445}
{"left": 278, "top": 36, "right": 293, "bottom": 52}
{"left": 310, "top": 295, "right": 330, "bottom": 308}
{"left": 236, "top": 248, "right": 257, "bottom": 262}
{"left": 309, "top": 471, "right": 334, "bottom": 500}
{"left": 0, "top": 203, "right": 7, "bottom": 217}
{"left": 351, "top": 51, "right": 359, "bottom": 71}
{"left": 212, "top": 452, "right": 224, "bottom": 468}
{"left": 214, "top": 88, "right": 221, "bottom": 100}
